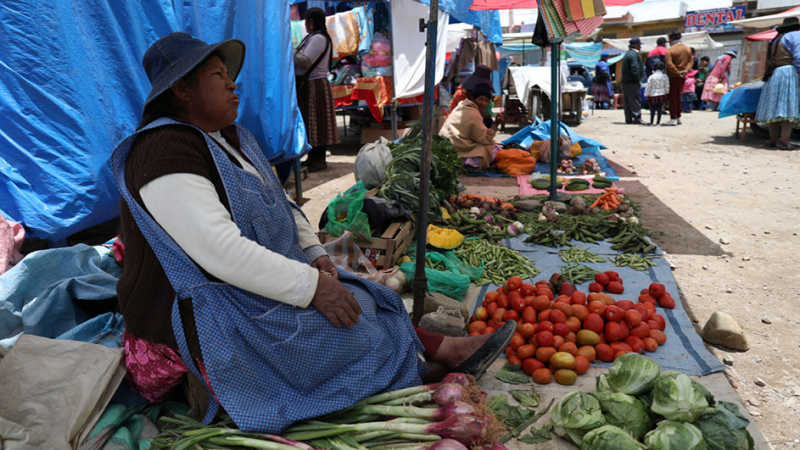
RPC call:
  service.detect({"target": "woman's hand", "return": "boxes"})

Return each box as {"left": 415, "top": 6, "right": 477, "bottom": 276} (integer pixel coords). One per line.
{"left": 312, "top": 275, "right": 362, "bottom": 328}
{"left": 311, "top": 255, "right": 338, "bottom": 279}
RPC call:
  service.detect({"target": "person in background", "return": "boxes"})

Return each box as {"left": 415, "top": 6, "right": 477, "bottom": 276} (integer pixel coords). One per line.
{"left": 691, "top": 47, "right": 699, "bottom": 71}
{"left": 644, "top": 60, "right": 669, "bottom": 126}
{"left": 621, "top": 37, "right": 645, "bottom": 125}
{"left": 662, "top": 30, "right": 693, "bottom": 126}
{"left": 440, "top": 84, "right": 505, "bottom": 170}
{"left": 695, "top": 56, "right": 711, "bottom": 110}
{"left": 700, "top": 48, "right": 738, "bottom": 112}
{"left": 646, "top": 37, "right": 668, "bottom": 77}
{"left": 681, "top": 69, "right": 698, "bottom": 114}
{"left": 591, "top": 53, "right": 613, "bottom": 109}
{"left": 450, "top": 64, "right": 495, "bottom": 122}
{"left": 294, "top": 8, "right": 341, "bottom": 173}
{"left": 756, "top": 17, "right": 800, "bottom": 149}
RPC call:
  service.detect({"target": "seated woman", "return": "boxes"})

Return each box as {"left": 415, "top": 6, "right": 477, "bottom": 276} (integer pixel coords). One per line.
{"left": 113, "top": 32, "right": 515, "bottom": 432}
{"left": 440, "top": 84, "right": 505, "bottom": 170}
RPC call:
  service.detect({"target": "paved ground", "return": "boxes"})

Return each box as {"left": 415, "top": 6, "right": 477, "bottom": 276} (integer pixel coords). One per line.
{"left": 295, "top": 109, "right": 800, "bottom": 447}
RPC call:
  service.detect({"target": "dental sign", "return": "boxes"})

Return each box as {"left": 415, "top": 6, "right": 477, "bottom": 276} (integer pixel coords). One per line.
{"left": 685, "top": 5, "right": 747, "bottom": 34}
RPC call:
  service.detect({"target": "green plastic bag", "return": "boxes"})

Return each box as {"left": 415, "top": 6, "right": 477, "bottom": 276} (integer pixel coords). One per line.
{"left": 399, "top": 251, "right": 483, "bottom": 301}
{"left": 326, "top": 180, "right": 372, "bottom": 241}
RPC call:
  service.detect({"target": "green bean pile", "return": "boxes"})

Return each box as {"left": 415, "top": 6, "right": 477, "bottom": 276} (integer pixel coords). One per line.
{"left": 559, "top": 247, "right": 606, "bottom": 264}
{"left": 560, "top": 264, "right": 600, "bottom": 285}
{"left": 612, "top": 254, "right": 657, "bottom": 271}
{"left": 454, "top": 239, "right": 540, "bottom": 286}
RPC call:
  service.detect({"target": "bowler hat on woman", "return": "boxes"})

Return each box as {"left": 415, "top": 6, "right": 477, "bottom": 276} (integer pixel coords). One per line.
{"left": 776, "top": 17, "right": 800, "bottom": 33}
{"left": 462, "top": 64, "right": 495, "bottom": 91}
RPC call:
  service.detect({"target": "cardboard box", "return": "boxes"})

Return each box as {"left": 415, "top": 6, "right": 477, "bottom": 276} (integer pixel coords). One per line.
{"left": 317, "top": 220, "right": 415, "bottom": 270}
{"left": 360, "top": 126, "right": 409, "bottom": 145}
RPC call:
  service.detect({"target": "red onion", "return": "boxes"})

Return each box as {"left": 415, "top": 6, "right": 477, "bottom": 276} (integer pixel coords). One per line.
{"left": 432, "top": 383, "right": 463, "bottom": 406}
{"left": 427, "top": 439, "right": 469, "bottom": 450}
{"left": 483, "top": 441, "right": 509, "bottom": 450}
{"left": 426, "top": 414, "right": 487, "bottom": 446}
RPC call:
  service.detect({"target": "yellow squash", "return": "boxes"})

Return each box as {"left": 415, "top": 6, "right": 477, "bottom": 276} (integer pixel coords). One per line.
{"left": 426, "top": 224, "right": 465, "bottom": 249}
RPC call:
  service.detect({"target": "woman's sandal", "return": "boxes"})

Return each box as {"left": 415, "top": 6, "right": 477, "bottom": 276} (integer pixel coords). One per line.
{"left": 451, "top": 321, "right": 517, "bottom": 381}
{"left": 307, "top": 162, "right": 328, "bottom": 173}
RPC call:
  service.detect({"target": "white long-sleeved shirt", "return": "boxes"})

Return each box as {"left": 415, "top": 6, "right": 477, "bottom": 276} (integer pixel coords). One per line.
{"left": 139, "top": 131, "right": 325, "bottom": 308}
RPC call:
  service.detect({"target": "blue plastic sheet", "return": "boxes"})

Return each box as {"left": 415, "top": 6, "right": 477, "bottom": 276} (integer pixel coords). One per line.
{"left": 0, "top": 0, "right": 306, "bottom": 241}
{"left": 718, "top": 82, "right": 764, "bottom": 119}
{"left": 0, "top": 244, "right": 122, "bottom": 349}
{"left": 468, "top": 240, "right": 726, "bottom": 376}
{"left": 502, "top": 120, "right": 609, "bottom": 150}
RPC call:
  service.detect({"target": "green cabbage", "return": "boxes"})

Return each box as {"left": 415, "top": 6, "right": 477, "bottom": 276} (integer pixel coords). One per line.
{"left": 550, "top": 391, "right": 606, "bottom": 446}
{"left": 591, "top": 392, "right": 654, "bottom": 441}
{"left": 651, "top": 373, "right": 710, "bottom": 422}
{"left": 579, "top": 425, "right": 647, "bottom": 450}
{"left": 659, "top": 370, "right": 716, "bottom": 406}
{"left": 644, "top": 420, "right": 708, "bottom": 450}
{"left": 694, "top": 401, "right": 754, "bottom": 450}
{"left": 606, "top": 353, "right": 661, "bottom": 395}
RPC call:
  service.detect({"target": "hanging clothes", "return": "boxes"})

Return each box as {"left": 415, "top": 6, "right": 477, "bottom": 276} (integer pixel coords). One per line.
{"left": 111, "top": 118, "right": 426, "bottom": 432}
{"left": 446, "top": 38, "right": 477, "bottom": 84}
{"left": 476, "top": 41, "right": 498, "bottom": 71}
{"left": 564, "top": 0, "right": 607, "bottom": 21}
{"left": 353, "top": 5, "right": 374, "bottom": 55}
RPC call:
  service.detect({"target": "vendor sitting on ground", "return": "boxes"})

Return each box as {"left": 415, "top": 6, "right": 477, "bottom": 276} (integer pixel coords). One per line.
{"left": 113, "top": 32, "right": 515, "bottom": 430}
{"left": 440, "top": 84, "right": 505, "bottom": 170}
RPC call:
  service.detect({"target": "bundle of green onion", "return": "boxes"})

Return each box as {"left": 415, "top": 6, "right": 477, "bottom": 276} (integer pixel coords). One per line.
{"left": 151, "top": 373, "right": 505, "bottom": 450}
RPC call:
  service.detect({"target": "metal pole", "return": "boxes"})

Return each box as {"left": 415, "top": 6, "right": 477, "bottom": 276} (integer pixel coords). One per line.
{"left": 388, "top": 1, "right": 398, "bottom": 140}
{"left": 549, "top": 41, "right": 560, "bottom": 202}
{"left": 412, "top": 0, "right": 439, "bottom": 326}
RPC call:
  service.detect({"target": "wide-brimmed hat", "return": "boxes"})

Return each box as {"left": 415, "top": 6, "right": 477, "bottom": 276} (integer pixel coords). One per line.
{"left": 469, "top": 83, "right": 494, "bottom": 100}
{"left": 142, "top": 32, "right": 245, "bottom": 108}
{"left": 462, "top": 64, "right": 495, "bottom": 91}
{"left": 777, "top": 17, "right": 800, "bottom": 33}
{"left": 629, "top": 37, "right": 642, "bottom": 47}
{"left": 725, "top": 48, "right": 738, "bottom": 58}
{"left": 600, "top": 52, "right": 610, "bottom": 58}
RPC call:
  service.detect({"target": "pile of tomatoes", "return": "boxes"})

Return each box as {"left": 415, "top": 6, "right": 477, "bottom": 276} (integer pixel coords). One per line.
{"left": 467, "top": 274, "right": 671, "bottom": 386}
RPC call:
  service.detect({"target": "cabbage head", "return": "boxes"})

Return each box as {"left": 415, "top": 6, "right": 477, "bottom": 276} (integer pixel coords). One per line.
{"left": 651, "top": 372, "right": 710, "bottom": 422}
{"left": 659, "top": 370, "right": 716, "bottom": 406}
{"left": 694, "top": 401, "right": 754, "bottom": 450}
{"left": 591, "top": 392, "right": 654, "bottom": 441}
{"left": 579, "top": 425, "right": 647, "bottom": 450}
{"left": 606, "top": 353, "right": 661, "bottom": 395}
{"left": 550, "top": 391, "right": 606, "bottom": 446}
{"left": 644, "top": 420, "right": 708, "bottom": 450}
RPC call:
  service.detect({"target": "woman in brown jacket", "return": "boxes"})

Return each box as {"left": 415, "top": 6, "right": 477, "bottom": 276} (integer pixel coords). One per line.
{"left": 440, "top": 84, "right": 505, "bottom": 170}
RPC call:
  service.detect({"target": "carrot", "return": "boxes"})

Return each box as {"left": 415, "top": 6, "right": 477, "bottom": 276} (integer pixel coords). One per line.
{"left": 604, "top": 187, "right": 619, "bottom": 194}
{"left": 590, "top": 198, "right": 602, "bottom": 209}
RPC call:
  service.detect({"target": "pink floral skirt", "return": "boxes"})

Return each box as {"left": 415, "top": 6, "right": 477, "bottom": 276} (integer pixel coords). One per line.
{"left": 122, "top": 331, "right": 216, "bottom": 403}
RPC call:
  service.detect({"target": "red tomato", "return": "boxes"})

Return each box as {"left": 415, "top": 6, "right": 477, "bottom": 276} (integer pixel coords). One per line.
{"left": 648, "top": 283, "right": 666, "bottom": 299}
{"left": 549, "top": 309, "right": 567, "bottom": 324}
{"left": 507, "top": 276, "right": 523, "bottom": 291}
{"left": 532, "top": 295, "right": 551, "bottom": 311}
{"left": 503, "top": 310, "right": 520, "bottom": 322}
{"left": 638, "top": 294, "right": 658, "bottom": 305}
{"left": 505, "top": 346, "right": 516, "bottom": 357}
{"left": 594, "top": 273, "right": 610, "bottom": 286}
{"left": 538, "top": 309, "right": 552, "bottom": 323}
{"left": 604, "top": 271, "right": 619, "bottom": 282}
{"left": 596, "top": 343, "right": 615, "bottom": 362}
{"left": 570, "top": 291, "right": 587, "bottom": 305}
{"left": 604, "top": 322, "right": 624, "bottom": 342}
{"left": 523, "top": 295, "right": 535, "bottom": 307}
{"left": 534, "top": 331, "right": 555, "bottom": 348}
{"left": 508, "top": 355, "right": 522, "bottom": 366}
{"left": 485, "top": 291, "right": 500, "bottom": 303}
{"left": 522, "top": 306, "right": 537, "bottom": 324}
{"left": 496, "top": 296, "right": 509, "bottom": 310}
{"left": 616, "top": 300, "right": 635, "bottom": 311}
{"left": 516, "top": 344, "right": 536, "bottom": 360}
{"left": 511, "top": 298, "right": 527, "bottom": 312}
{"left": 509, "top": 334, "right": 525, "bottom": 350}
{"left": 518, "top": 322, "right": 536, "bottom": 340}
{"left": 492, "top": 308, "right": 507, "bottom": 324}
{"left": 588, "top": 282, "right": 604, "bottom": 293}
{"left": 481, "top": 327, "right": 496, "bottom": 335}
{"left": 537, "top": 321, "right": 555, "bottom": 334}
{"left": 651, "top": 314, "right": 667, "bottom": 331}
{"left": 487, "top": 302, "right": 499, "bottom": 317}
{"left": 553, "top": 323, "right": 570, "bottom": 337}
{"left": 521, "top": 283, "right": 536, "bottom": 297}
{"left": 507, "top": 290, "right": 522, "bottom": 302}
{"left": 633, "top": 304, "right": 649, "bottom": 320}
{"left": 630, "top": 322, "right": 651, "bottom": 339}
{"left": 583, "top": 313, "right": 605, "bottom": 334}
{"left": 646, "top": 320, "right": 660, "bottom": 331}
{"left": 623, "top": 310, "right": 642, "bottom": 328}
{"left": 604, "top": 305, "right": 625, "bottom": 322}
{"left": 625, "top": 336, "right": 645, "bottom": 353}
{"left": 588, "top": 300, "right": 606, "bottom": 315}
{"left": 522, "top": 357, "right": 545, "bottom": 375}
{"left": 609, "top": 341, "right": 633, "bottom": 354}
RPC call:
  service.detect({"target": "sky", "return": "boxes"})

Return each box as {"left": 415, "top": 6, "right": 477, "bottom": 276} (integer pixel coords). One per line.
{"left": 499, "top": 0, "right": 735, "bottom": 27}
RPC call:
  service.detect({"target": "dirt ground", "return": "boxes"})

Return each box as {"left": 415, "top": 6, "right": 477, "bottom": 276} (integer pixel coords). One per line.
{"left": 294, "top": 109, "right": 800, "bottom": 447}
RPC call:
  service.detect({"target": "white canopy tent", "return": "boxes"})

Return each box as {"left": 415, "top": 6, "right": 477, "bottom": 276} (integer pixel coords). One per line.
{"left": 604, "top": 31, "right": 724, "bottom": 53}
{"left": 729, "top": 5, "right": 800, "bottom": 28}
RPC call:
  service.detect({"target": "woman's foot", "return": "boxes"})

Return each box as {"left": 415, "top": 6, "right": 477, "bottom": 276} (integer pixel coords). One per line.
{"left": 307, "top": 160, "right": 328, "bottom": 172}
{"left": 776, "top": 140, "right": 795, "bottom": 150}
{"left": 430, "top": 322, "right": 517, "bottom": 381}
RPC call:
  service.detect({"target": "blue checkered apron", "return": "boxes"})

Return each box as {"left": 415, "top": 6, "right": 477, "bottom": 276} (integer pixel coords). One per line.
{"left": 111, "top": 118, "right": 425, "bottom": 432}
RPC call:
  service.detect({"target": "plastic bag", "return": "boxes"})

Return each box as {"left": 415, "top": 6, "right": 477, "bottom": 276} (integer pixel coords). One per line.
{"left": 537, "top": 135, "right": 573, "bottom": 165}
{"left": 326, "top": 181, "right": 372, "bottom": 241}
{"left": 493, "top": 148, "right": 539, "bottom": 177}
{"left": 362, "top": 32, "right": 391, "bottom": 67}
{"left": 355, "top": 137, "right": 393, "bottom": 189}
{"left": 399, "top": 251, "right": 483, "bottom": 301}
{"left": 321, "top": 231, "right": 396, "bottom": 284}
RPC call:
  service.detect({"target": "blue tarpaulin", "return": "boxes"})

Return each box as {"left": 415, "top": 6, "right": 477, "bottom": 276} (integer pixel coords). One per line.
{"left": 717, "top": 81, "right": 764, "bottom": 119}
{"left": 502, "top": 120, "right": 609, "bottom": 150}
{"left": 0, "top": 1, "right": 306, "bottom": 242}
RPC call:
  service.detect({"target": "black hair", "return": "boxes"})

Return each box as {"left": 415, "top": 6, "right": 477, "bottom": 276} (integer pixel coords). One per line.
{"left": 138, "top": 51, "right": 224, "bottom": 129}
{"left": 691, "top": 47, "right": 696, "bottom": 54}
{"left": 305, "top": 8, "right": 330, "bottom": 39}
{"left": 668, "top": 30, "right": 682, "bottom": 41}
{"left": 653, "top": 60, "right": 665, "bottom": 71}
{"left": 656, "top": 37, "right": 667, "bottom": 46}
{"left": 701, "top": 56, "right": 710, "bottom": 63}
{"left": 468, "top": 84, "right": 493, "bottom": 101}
